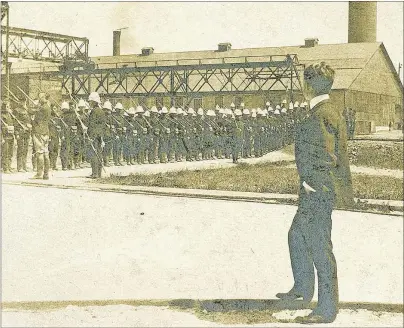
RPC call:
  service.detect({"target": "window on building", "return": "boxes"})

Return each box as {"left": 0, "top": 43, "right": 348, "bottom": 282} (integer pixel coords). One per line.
{"left": 194, "top": 98, "right": 203, "bottom": 109}
{"left": 215, "top": 96, "right": 224, "bottom": 108}
{"left": 156, "top": 96, "right": 164, "bottom": 109}
{"left": 175, "top": 96, "right": 184, "bottom": 108}
{"left": 235, "top": 96, "right": 243, "bottom": 108}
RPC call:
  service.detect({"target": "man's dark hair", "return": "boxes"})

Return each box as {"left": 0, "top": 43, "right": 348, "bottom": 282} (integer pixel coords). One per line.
{"left": 303, "top": 62, "right": 335, "bottom": 96}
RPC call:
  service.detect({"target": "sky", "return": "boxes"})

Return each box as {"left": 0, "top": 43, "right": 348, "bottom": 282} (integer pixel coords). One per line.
{"left": 6, "top": 1, "right": 404, "bottom": 81}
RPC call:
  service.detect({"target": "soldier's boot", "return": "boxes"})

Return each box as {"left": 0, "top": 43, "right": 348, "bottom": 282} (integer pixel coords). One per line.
{"left": 125, "top": 155, "right": 131, "bottom": 165}
{"left": 22, "top": 160, "right": 28, "bottom": 172}
{"left": 97, "top": 162, "right": 102, "bottom": 178}
{"left": 32, "top": 154, "right": 37, "bottom": 171}
{"left": 73, "top": 156, "right": 80, "bottom": 169}
{"left": 160, "top": 152, "right": 167, "bottom": 164}
{"left": 17, "top": 157, "right": 23, "bottom": 172}
{"left": 43, "top": 156, "right": 50, "bottom": 180}
{"left": 50, "top": 155, "right": 57, "bottom": 170}
{"left": 33, "top": 155, "right": 44, "bottom": 179}
{"left": 113, "top": 152, "right": 118, "bottom": 166}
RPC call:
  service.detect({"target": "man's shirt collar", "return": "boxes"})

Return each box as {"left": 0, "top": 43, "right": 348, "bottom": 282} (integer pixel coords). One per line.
{"left": 310, "top": 94, "right": 330, "bottom": 109}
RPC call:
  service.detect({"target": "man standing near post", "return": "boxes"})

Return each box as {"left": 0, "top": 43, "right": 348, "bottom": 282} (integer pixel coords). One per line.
{"left": 275, "top": 62, "right": 354, "bottom": 324}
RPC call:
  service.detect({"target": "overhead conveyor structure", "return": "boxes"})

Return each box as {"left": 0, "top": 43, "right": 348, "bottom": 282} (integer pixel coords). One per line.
{"left": 33, "top": 53, "right": 304, "bottom": 106}
{"left": 1, "top": 25, "right": 89, "bottom": 64}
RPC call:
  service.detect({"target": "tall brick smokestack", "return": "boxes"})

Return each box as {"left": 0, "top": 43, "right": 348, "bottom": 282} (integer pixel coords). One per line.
{"left": 348, "top": 1, "right": 377, "bottom": 43}
{"left": 113, "top": 30, "right": 121, "bottom": 56}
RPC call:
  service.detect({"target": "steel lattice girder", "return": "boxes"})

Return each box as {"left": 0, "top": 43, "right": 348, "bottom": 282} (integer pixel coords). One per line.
{"left": 1, "top": 25, "right": 89, "bottom": 63}
{"left": 53, "top": 55, "right": 304, "bottom": 101}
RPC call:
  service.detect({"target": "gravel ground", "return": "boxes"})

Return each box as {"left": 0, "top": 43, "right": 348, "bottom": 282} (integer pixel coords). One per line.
{"left": 2, "top": 185, "right": 402, "bottom": 305}
{"left": 2, "top": 305, "right": 403, "bottom": 327}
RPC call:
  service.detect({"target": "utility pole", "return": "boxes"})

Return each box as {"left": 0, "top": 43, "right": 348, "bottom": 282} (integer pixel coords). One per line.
{"left": 2, "top": 2, "right": 10, "bottom": 101}
{"left": 398, "top": 63, "right": 402, "bottom": 80}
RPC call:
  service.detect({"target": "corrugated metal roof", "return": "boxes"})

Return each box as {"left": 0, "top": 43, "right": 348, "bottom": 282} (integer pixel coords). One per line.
{"left": 93, "top": 42, "right": 381, "bottom": 90}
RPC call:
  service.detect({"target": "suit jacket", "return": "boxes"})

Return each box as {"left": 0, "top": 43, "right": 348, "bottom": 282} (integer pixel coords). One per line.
{"left": 295, "top": 99, "right": 354, "bottom": 208}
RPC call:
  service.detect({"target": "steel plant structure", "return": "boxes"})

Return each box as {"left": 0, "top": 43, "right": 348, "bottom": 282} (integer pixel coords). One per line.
{"left": 54, "top": 53, "right": 304, "bottom": 107}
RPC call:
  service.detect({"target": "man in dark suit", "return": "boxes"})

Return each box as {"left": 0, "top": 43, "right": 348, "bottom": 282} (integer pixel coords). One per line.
{"left": 275, "top": 62, "right": 354, "bottom": 324}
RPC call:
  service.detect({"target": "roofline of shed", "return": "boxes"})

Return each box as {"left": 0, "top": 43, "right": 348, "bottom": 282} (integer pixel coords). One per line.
{"left": 92, "top": 42, "right": 383, "bottom": 60}
{"left": 379, "top": 42, "right": 404, "bottom": 91}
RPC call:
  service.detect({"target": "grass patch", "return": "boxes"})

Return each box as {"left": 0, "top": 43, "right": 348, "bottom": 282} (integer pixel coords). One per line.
{"left": 349, "top": 141, "right": 403, "bottom": 170}
{"left": 282, "top": 141, "right": 403, "bottom": 170}
{"left": 101, "top": 162, "right": 403, "bottom": 201}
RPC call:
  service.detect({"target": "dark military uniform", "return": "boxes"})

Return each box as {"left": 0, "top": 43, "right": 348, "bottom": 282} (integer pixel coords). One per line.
{"left": 228, "top": 117, "right": 244, "bottom": 163}
{"left": 88, "top": 104, "right": 106, "bottom": 178}
{"left": 14, "top": 106, "right": 32, "bottom": 172}
{"left": 111, "top": 110, "right": 125, "bottom": 165}
{"left": 48, "top": 114, "right": 62, "bottom": 170}
{"left": 61, "top": 108, "right": 77, "bottom": 170}
{"left": 158, "top": 115, "right": 170, "bottom": 163}
{"left": 31, "top": 101, "right": 51, "bottom": 179}
{"left": 242, "top": 116, "right": 253, "bottom": 158}
{"left": 149, "top": 114, "right": 160, "bottom": 164}
{"left": 1, "top": 105, "right": 15, "bottom": 173}
{"left": 103, "top": 111, "right": 113, "bottom": 166}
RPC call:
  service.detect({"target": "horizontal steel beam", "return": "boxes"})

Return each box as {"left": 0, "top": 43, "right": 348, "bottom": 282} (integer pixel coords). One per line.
{"left": 69, "top": 90, "right": 301, "bottom": 98}
{"left": 1, "top": 25, "right": 88, "bottom": 43}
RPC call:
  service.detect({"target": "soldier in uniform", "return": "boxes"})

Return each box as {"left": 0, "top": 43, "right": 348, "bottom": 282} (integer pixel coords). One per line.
{"left": 349, "top": 108, "right": 356, "bottom": 139}
{"left": 222, "top": 108, "right": 233, "bottom": 159}
{"left": 112, "top": 103, "right": 125, "bottom": 166}
{"left": 166, "top": 107, "right": 178, "bottom": 163}
{"left": 252, "top": 109, "right": 261, "bottom": 158}
{"left": 185, "top": 108, "right": 197, "bottom": 161}
{"left": 195, "top": 108, "right": 205, "bottom": 161}
{"left": 158, "top": 107, "right": 169, "bottom": 163}
{"left": 30, "top": 92, "right": 52, "bottom": 179}
{"left": 175, "top": 107, "right": 188, "bottom": 162}
{"left": 133, "top": 106, "right": 147, "bottom": 164}
{"left": 204, "top": 109, "right": 216, "bottom": 160}
{"left": 142, "top": 110, "right": 154, "bottom": 163}
{"left": 1, "top": 101, "right": 15, "bottom": 173}
{"left": 60, "top": 101, "right": 74, "bottom": 170}
{"left": 102, "top": 101, "right": 113, "bottom": 167}
{"left": 75, "top": 99, "right": 87, "bottom": 168}
{"left": 123, "top": 107, "right": 136, "bottom": 165}
{"left": 87, "top": 93, "right": 106, "bottom": 178}
{"left": 48, "top": 109, "right": 62, "bottom": 170}
{"left": 229, "top": 108, "right": 244, "bottom": 163}
{"left": 12, "top": 100, "right": 32, "bottom": 172}
{"left": 242, "top": 108, "right": 252, "bottom": 158}
{"left": 214, "top": 108, "right": 225, "bottom": 159}
{"left": 148, "top": 106, "right": 160, "bottom": 164}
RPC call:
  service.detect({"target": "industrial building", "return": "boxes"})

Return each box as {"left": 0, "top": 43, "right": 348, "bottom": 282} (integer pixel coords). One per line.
{"left": 2, "top": 1, "right": 403, "bottom": 134}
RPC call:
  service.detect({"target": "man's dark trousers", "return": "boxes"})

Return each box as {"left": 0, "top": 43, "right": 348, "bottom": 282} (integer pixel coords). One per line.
{"left": 288, "top": 185, "right": 338, "bottom": 318}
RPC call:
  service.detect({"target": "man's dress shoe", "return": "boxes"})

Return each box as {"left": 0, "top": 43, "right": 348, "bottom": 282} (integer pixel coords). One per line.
{"left": 276, "top": 289, "right": 312, "bottom": 302}
{"left": 295, "top": 312, "right": 336, "bottom": 324}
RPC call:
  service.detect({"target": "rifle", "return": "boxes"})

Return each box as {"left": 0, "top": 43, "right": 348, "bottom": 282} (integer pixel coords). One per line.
{"left": 166, "top": 115, "right": 186, "bottom": 129}
{"left": 4, "top": 86, "right": 24, "bottom": 105}
{"left": 15, "top": 85, "right": 69, "bottom": 129}
{"left": 131, "top": 117, "right": 146, "bottom": 130}
{"left": 142, "top": 115, "right": 153, "bottom": 129}
{"left": 8, "top": 111, "right": 28, "bottom": 131}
